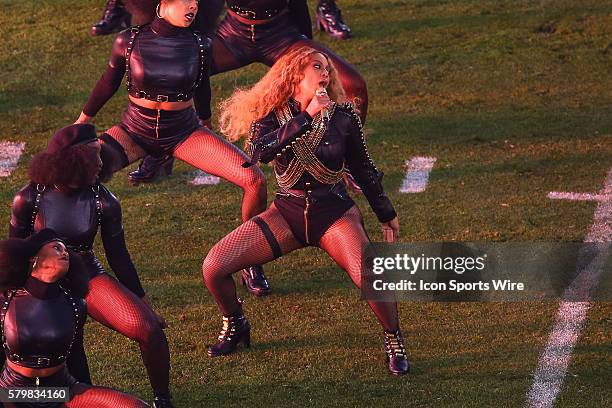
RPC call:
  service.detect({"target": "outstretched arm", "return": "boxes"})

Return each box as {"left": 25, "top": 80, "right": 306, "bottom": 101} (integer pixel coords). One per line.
{"left": 343, "top": 105, "right": 398, "bottom": 225}
{"left": 78, "top": 30, "right": 130, "bottom": 123}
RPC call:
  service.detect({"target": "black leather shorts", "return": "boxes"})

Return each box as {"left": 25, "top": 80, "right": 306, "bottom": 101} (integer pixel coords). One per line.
{"left": 274, "top": 190, "right": 355, "bottom": 247}
{"left": 0, "top": 365, "right": 77, "bottom": 408}
{"left": 119, "top": 102, "right": 202, "bottom": 157}
{"left": 213, "top": 12, "right": 307, "bottom": 72}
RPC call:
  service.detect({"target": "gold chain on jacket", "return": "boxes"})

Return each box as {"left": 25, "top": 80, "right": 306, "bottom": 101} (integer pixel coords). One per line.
{"left": 273, "top": 103, "right": 344, "bottom": 189}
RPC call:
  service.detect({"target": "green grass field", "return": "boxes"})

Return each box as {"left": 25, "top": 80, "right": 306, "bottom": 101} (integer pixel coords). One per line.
{"left": 1, "top": 0, "right": 611, "bottom": 406}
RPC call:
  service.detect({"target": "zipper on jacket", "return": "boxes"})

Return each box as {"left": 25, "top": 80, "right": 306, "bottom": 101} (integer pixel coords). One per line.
{"left": 304, "top": 182, "right": 311, "bottom": 245}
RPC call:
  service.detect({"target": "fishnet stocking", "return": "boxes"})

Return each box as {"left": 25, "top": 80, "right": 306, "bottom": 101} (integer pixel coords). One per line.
{"left": 203, "top": 204, "right": 302, "bottom": 315}
{"left": 86, "top": 274, "right": 170, "bottom": 396}
{"left": 104, "top": 125, "right": 146, "bottom": 164}
{"left": 319, "top": 206, "right": 399, "bottom": 332}
{"left": 67, "top": 383, "right": 149, "bottom": 408}
{"left": 174, "top": 128, "right": 267, "bottom": 221}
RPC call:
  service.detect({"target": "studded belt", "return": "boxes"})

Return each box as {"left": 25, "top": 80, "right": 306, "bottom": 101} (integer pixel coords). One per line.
{"left": 128, "top": 89, "right": 192, "bottom": 103}
{"left": 6, "top": 353, "right": 67, "bottom": 369}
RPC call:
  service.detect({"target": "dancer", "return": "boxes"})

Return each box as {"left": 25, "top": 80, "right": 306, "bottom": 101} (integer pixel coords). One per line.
{"left": 75, "top": 0, "right": 269, "bottom": 295}
{"left": 91, "top": 0, "right": 132, "bottom": 36}
{"left": 202, "top": 47, "right": 409, "bottom": 375}
{"left": 10, "top": 124, "right": 174, "bottom": 407}
{"left": 128, "top": 0, "right": 366, "bottom": 177}
{"left": 124, "top": 0, "right": 366, "bottom": 294}
{"left": 0, "top": 229, "right": 150, "bottom": 407}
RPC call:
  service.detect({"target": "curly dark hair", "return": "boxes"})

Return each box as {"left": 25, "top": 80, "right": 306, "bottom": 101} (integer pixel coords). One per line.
{"left": 28, "top": 145, "right": 102, "bottom": 188}
{"left": 0, "top": 239, "right": 32, "bottom": 292}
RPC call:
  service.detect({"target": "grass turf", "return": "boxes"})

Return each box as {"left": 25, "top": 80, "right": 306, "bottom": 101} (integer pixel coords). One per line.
{"left": 1, "top": 0, "right": 611, "bottom": 406}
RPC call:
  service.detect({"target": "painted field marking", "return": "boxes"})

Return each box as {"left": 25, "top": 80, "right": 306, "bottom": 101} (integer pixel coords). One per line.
{"left": 526, "top": 170, "right": 612, "bottom": 408}
{"left": 0, "top": 141, "right": 26, "bottom": 177}
{"left": 548, "top": 191, "right": 611, "bottom": 202}
{"left": 399, "top": 156, "right": 436, "bottom": 193}
{"left": 190, "top": 170, "right": 220, "bottom": 185}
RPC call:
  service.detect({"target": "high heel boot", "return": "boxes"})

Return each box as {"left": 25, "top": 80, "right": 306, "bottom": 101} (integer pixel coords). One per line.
{"left": 384, "top": 329, "right": 410, "bottom": 375}
{"left": 91, "top": 0, "right": 131, "bottom": 36}
{"left": 152, "top": 393, "right": 174, "bottom": 408}
{"left": 239, "top": 265, "right": 272, "bottom": 296}
{"left": 316, "top": 0, "right": 352, "bottom": 40}
{"left": 207, "top": 313, "right": 251, "bottom": 356}
{"left": 128, "top": 155, "right": 174, "bottom": 185}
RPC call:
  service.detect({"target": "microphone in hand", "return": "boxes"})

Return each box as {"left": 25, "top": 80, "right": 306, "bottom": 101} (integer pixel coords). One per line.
{"left": 316, "top": 87, "right": 330, "bottom": 123}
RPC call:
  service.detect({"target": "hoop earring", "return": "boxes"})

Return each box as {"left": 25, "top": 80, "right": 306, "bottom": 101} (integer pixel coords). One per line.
{"left": 156, "top": 3, "right": 167, "bottom": 19}
{"left": 31, "top": 257, "right": 38, "bottom": 271}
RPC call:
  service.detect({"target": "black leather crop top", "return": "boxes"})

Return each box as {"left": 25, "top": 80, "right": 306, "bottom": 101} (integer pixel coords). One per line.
{"left": 1, "top": 277, "right": 86, "bottom": 369}
{"left": 246, "top": 102, "right": 397, "bottom": 223}
{"left": 83, "top": 17, "right": 213, "bottom": 120}
{"left": 9, "top": 183, "right": 146, "bottom": 297}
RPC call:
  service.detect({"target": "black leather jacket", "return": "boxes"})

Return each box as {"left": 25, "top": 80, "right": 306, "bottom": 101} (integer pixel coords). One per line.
{"left": 246, "top": 101, "right": 397, "bottom": 223}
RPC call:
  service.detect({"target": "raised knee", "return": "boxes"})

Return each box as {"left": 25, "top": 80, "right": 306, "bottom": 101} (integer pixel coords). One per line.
{"left": 137, "top": 318, "right": 165, "bottom": 346}
{"left": 202, "top": 247, "right": 224, "bottom": 285}
{"left": 246, "top": 167, "right": 267, "bottom": 193}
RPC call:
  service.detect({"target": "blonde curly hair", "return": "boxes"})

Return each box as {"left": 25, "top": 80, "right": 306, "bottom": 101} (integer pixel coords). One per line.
{"left": 219, "top": 46, "right": 348, "bottom": 142}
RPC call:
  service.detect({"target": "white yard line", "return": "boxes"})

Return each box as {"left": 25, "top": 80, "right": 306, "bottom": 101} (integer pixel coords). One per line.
{"left": 0, "top": 141, "right": 26, "bottom": 177}
{"left": 526, "top": 170, "right": 612, "bottom": 408}
{"left": 547, "top": 191, "right": 611, "bottom": 202}
{"left": 399, "top": 156, "right": 436, "bottom": 193}
{"left": 190, "top": 170, "right": 220, "bottom": 185}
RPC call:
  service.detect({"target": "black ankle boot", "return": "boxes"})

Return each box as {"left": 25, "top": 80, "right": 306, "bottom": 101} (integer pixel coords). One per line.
{"left": 128, "top": 155, "right": 174, "bottom": 185}
{"left": 91, "top": 0, "right": 131, "bottom": 36}
{"left": 316, "top": 0, "right": 352, "bottom": 40}
{"left": 384, "top": 329, "right": 410, "bottom": 375}
{"left": 207, "top": 313, "right": 251, "bottom": 356}
{"left": 152, "top": 392, "right": 174, "bottom": 408}
{"left": 239, "top": 266, "right": 271, "bottom": 297}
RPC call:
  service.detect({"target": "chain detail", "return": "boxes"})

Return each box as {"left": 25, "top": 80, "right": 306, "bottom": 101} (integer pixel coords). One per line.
{"left": 273, "top": 103, "right": 344, "bottom": 189}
